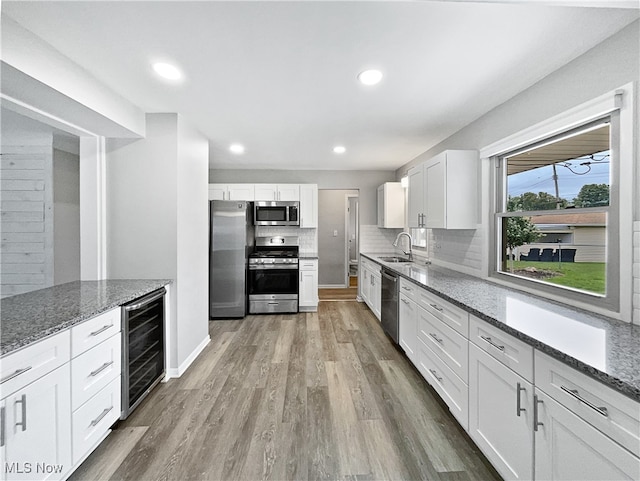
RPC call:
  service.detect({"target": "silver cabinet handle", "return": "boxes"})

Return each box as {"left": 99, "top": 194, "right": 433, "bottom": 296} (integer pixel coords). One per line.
{"left": 90, "top": 324, "right": 112, "bottom": 337}
{"left": 90, "top": 406, "right": 113, "bottom": 427}
{"left": 1, "top": 366, "right": 32, "bottom": 384}
{"left": 429, "top": 303, "right": 443, "bottom": 312}
{"left": 533, "top": 394, "right": 543, "bottom": 431}
{"left": 429, "top": 333, "right": 443, "bottom": 344}
{"left": 401, "top": 299, "right": 410, "bottom": 305}
{"left": 480, "top": 335, "right": 505, "bottom": 352}
{"left": 402, "top": 286, "right": 412, "bottom": 291}
{"left": 1, "top": 406, "right": 5, "bottom": 447}
{"left": 516, "top": 382, "right": 526, "bottom": 417}
{"left": 429, "top": 369, "right": 443, "bottom": 383}
{"left": 90, "top": 361, "right": 114, "bottom": 377}
{"left": 15, "top": 394, "right": 27, "bottom": 431}
{"left": 560, "top": 385, "right": 608, "bottom": 417}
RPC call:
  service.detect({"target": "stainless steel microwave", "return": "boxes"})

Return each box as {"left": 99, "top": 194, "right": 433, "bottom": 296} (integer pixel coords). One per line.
{"left": 254, "top": 201, "right": 299, "bottom": 226}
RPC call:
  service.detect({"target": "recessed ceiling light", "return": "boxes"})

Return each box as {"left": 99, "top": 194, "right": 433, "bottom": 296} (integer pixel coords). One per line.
{"left": 358, "top": 69, "right": 383, "bottom": 86}
{"left": 229, "top": 143, "right": 245, "bottom": 154}
{"left": 152, "top": 62, "right": 182, "bottom": 81}
{"left": 333, "top": 146, "right": 346, "bottom": 154}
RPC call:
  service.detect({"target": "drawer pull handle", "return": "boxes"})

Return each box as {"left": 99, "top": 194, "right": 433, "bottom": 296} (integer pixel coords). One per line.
{"left": 402, "top": 286, "right": 412, "bottom": 291}
{"left": 0, "top": 366, "right": 32, "bottom": 384}
{"left": 429, "top": 333, "right": 443, "bottom": 344}
{"left": 15, "top": 394, "right": 27, "bottom": 431}
{"left": 480, "top": 335, "right": 505, "bottom": 352}
{"left": 516, "top": 382, "right": 526, "bottom": 416}
{"left": 429, "top": 303, "right": 443, "bottom": 312}
{"left": 90, "top": 406, "right": 113, "bottom": 427}
{"left": 534, "top": 394, "right": 543, "bottom": 432}
{"left": 560, "top": 385, "right": 608, "bottom": 417}
{"left": 90, "top": 361, "right": 114, "bottom": 377}
{"left": 429, "top": 369, "right": 443, "bottom": 383}
{"left": 90, "top": 324, "right": 113, "bottom": 337}
{"left": 401, "top": 299, "right": 410, "bottom": 305}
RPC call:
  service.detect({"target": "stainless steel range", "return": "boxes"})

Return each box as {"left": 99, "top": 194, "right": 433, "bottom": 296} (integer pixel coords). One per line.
{"left": 248, "top": 236, "right": 299, "bottom": 314}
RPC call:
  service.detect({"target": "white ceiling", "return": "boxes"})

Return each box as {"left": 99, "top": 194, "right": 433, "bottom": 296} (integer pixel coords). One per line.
{"left": 2, "top": 1, "right": 638, "bottom": 171}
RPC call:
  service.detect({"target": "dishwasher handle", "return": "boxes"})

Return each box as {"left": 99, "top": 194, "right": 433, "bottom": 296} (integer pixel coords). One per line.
{"left": 124, "top": 287, "right": 166, "bottom": 311}
{"left": 381, "top": 270, "right": 398, "bottom": 283}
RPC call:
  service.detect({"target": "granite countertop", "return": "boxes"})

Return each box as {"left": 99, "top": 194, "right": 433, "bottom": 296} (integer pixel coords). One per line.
{"left": 361, "top": 252, "right": 640, "bottom": 402}
{"left": 1, "top": 279, "right": 172, "bottom": 356}
{"left": 299, "top": 253, "right": 319, "bottom": 259}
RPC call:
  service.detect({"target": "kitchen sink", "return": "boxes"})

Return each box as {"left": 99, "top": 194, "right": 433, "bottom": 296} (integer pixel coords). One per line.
{"left": 378, "top": 256, "right": 412, "bottom": 263}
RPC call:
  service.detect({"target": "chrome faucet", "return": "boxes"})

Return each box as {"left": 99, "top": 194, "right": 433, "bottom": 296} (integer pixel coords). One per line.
{"left": 393, "top": 232, "right": 413, "bottom": 261}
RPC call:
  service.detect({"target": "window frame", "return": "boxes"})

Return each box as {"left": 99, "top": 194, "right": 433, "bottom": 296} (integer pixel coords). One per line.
{"left": 480, "top": 85, "right": 634, "bottom": 320}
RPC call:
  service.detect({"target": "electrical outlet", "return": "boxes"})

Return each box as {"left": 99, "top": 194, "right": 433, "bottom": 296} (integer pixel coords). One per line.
{"left": 333, "top": 230, "right": 338, "bottom": 237}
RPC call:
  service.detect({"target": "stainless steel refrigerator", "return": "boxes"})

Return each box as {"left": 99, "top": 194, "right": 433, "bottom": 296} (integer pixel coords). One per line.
{"left": 209, "top": 201, "right": 254, "bottom": 318}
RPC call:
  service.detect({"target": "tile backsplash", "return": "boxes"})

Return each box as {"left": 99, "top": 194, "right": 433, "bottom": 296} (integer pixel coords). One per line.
{"left": 359, "top": 224, "right": 403, "bottom": 253}
{"left": 255, "top": 226, "right": 317, "bottom": 255}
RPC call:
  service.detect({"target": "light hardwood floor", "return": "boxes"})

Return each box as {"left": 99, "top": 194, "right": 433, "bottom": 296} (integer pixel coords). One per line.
{"left": 70, "top": 301, "right": 501, "bottom": 481}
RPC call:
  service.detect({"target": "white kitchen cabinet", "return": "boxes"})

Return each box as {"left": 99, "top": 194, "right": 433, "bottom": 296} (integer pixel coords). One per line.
{"left": 534, "top": 389, "right": 640, "bottom": 481}
{"left": 299, "top": 184, "right": 318, "bottom": 228}
{"left": 254, "top": 184, "right": 299, "bottom": 201}
{"left": 360, "top": 261, "right": 370, "bottom": 305}
{"left": 299, "top": 259, "right": 318, "bottom": 312}
{"left": 208, "top": 184, "right": 255, "bottom": 201}
{"left": 1, "top": 364, "right": 72, "bottom": 481}
{"left": 377, "top": 182, "right": 405, "bottom": 228}
{"left": 370, "top": 270, "right": 382, "bottom": 320}
{"left": 359, "top": 257, "right": 381, "bottom": 321}
{"left": 468, "top": 342, "right": 534, "bottom": 481}
{"left": 399, "top": 293, "right": 418, "bottom": 364}
{"left": 423, "top": 150, "right": 477, "bottom": 229}
{"left": 407, "top": 164, "right": 425, "bottom": 228}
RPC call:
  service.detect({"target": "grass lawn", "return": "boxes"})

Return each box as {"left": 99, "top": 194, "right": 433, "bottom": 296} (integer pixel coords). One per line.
{"left": 507, "top": 261, "right": 606, "bottom": 295}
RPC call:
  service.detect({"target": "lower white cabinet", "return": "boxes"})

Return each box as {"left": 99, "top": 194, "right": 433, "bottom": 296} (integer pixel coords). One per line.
{"left": 399, "top": 293, "right": 418, "bottom": 364}
{"left": 299, "top": 259, "right": 318, "bottom": 312}
{"left": 468, "top": 342, "right": 534, "bottom": 481}
{"left": 534, "top": 389, "right": 640, "bottom": 481}
{"left": 369, "top": 270, "right": 381, "bottom": 320}
{"left": 1, "top": 364, "right": 72, "bottom": 481}
{"left": 359, "top": 258, "right": 381, "bottom": 321}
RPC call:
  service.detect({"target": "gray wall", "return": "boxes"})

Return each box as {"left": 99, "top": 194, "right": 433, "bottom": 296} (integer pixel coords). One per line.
{"left": 209, "top": 169, "right": 394, "bottom": 226}
{"left": 53, "top": 147, "right": 80, "bottom": 285}
{"left": 318, "top": 189, "right": 358, "bottom": 286}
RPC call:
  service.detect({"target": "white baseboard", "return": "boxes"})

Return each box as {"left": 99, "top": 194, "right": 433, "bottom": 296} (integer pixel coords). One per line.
{"left": 166, "top": 335, "right": 210, "bottom": 379}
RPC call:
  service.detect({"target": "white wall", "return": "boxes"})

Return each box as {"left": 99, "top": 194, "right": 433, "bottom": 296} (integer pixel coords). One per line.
{"left": 209, "top": 169, "right": 395, "bottom": 226}
{"left": 107, "top": 113, "right": 209, "bottom": 373}
{"left": 53, "top": 147, "right": 80, "bottom": 284}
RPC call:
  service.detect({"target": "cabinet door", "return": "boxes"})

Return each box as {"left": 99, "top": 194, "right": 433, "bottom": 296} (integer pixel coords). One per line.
{"left": 371, "top": 273, "right": 382, "bottom": 320}
{"left": 360, "top": 266, "right": 370, "bottom": 304}
{"left": 535, "top": 389, "right": 640, "bottom": 481}
{"left": 254, "top": 184, "right": 277, "bottom": 200}
{"left": 299, "top": 269, "right": 318, "bottom": 308}
{"left": 227, "top": 184, "right": 255, "bottom": 201}
{"left": 2, "top": 365, "right": 72, "bottom": 481}
{"left": 399, "top": 294, "right": 418, "bottom": 364}
{"left": 407, "top": 165, "right": 424, "bottom": 228}
{"left": 377, "top": 185, "right": 384, "bottom": 227}
{"left": 299, "top": 184, "right": 318, "bottom": 228}
{"left": 208, "top": 184, "right": 226, "bottom": 200}
{"left": 468, "top": 343, "right": 533, "bottom": 481}
{"left": 276, "top": 184, "right": 299, "bottom": 201}
{"left": 424, "top": 153, "right": 446, "bottom": 229}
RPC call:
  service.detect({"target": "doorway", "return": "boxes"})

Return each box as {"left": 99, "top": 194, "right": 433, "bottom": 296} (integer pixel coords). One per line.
{"left": 346, "top": 194, "right": 359, "bottom": 288}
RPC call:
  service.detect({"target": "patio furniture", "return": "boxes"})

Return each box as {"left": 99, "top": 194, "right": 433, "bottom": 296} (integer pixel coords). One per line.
{"left": 540, "top": 248, "right": 555, "bottom": 262}
{"left": 559, "top": 248, "right": 576, "bottom": 262}
{"left": 521, "top": 248, "right": 540, "bottom": 261}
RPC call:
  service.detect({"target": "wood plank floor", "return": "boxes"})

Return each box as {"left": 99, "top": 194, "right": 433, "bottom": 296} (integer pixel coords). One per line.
{"left": 318, "top": 288, "right": 358, "bottom": 301}
{"left": 70, "top": 301, "right": 501, "bottom": 481}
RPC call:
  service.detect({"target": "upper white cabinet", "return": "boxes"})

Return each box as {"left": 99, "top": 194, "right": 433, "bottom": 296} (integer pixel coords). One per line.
{"left": 407, "top": 150, "right": 478, "bottom": 229}
{"left": 407, "top": 164, "right": 425, "bottom": 228}
{"left": 254, "top": 184, "right": 299, "bottom": 201}
{"left": 299, "top": 184, "right": 318, "bottom": 228}
{"left": 377, "top": 182, "right": 405, "bottom": 228}
{"left": 208, "top": 184, "right": 255, "bottom": 201}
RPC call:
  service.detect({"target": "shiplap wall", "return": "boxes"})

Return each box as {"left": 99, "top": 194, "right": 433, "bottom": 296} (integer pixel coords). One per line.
{"left": 0, "top": 145, "right": 53, "bottom": 297}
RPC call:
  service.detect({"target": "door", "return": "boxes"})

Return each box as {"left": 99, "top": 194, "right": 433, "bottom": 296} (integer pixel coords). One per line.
{"left": 535, "top": 389, "right": 640, "bottom": 481}
{"left": 468, "top": 343, "right": 534, "bottom": 481}
{"left": 208, "top": 184, "right": 226, "bottom": 200}
{"left": 2, "top": 365, "right": 72, "bottom": 481}
{"left": 425, "top": 153, "right": 446, "bottom": 229}
{"left": 276, "top": 184, "right": 299, "bottom": 201}
{"left": 399, "top": 294, "right": 418, "bottom": 364}
{"left": 227, "top": 184, "right": 255, "bottom": 201}
{"left": 407, "top": 165, "right": 424, "bottom": 228}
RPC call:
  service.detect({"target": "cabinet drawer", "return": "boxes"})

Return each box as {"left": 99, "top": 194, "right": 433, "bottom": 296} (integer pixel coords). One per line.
{"left": 417, "top": 307, "right": 468, "bottom": 382}
{"left": 1, "top": 330, "right": 70, "bottom": 398}
{"left": 416, "top": 289, "right": 468, "bottom": 337}
{"left": 72, "top": 376, "right": 121, "bottom": 465}
{"left": 71, "top": 308, "right": 121, "bottom": 358}
{"left": 361, "top": 257, "right": 380, "bottom": 274}
{"left": 299, "top": 259, "right": 318, "bottom": 271}
{"left": 469, "top": 315, "right": 533, "bottom": 382}
{"left": 71, "top": 334, "right": 121, "bottom": 411}
{"left": 417, "top": 338, "right": 468, "bottom": 430}
{"left": 399, "top": 278, "right": 418, "bottom": 301}
{"left": 535, "top": 350, "right": 640, "bottom": 458}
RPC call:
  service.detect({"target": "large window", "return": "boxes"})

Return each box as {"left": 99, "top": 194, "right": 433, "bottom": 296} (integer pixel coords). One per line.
{"left": 494, "top": 116, "right": 619, "bottom": 309}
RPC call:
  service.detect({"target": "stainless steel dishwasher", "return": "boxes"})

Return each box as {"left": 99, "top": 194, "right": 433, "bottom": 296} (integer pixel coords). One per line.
{"left": 381, "top": 268, "right": 399, "bottom": 344}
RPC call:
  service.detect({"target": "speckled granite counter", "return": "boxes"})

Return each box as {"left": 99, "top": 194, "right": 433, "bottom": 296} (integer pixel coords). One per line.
{"left": 361, "top": 252, "right": 640, "bottom": 402}
{"left": 299, "top": 253, "right": 319, "bottom": 259}
{"left": 1, "top": 279, "right": 171, "bottom": 356}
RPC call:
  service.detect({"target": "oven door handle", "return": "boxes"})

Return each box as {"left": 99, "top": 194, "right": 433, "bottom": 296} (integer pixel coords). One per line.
{"left": 249, "top": 265, "right": 299, "bottom": 270}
